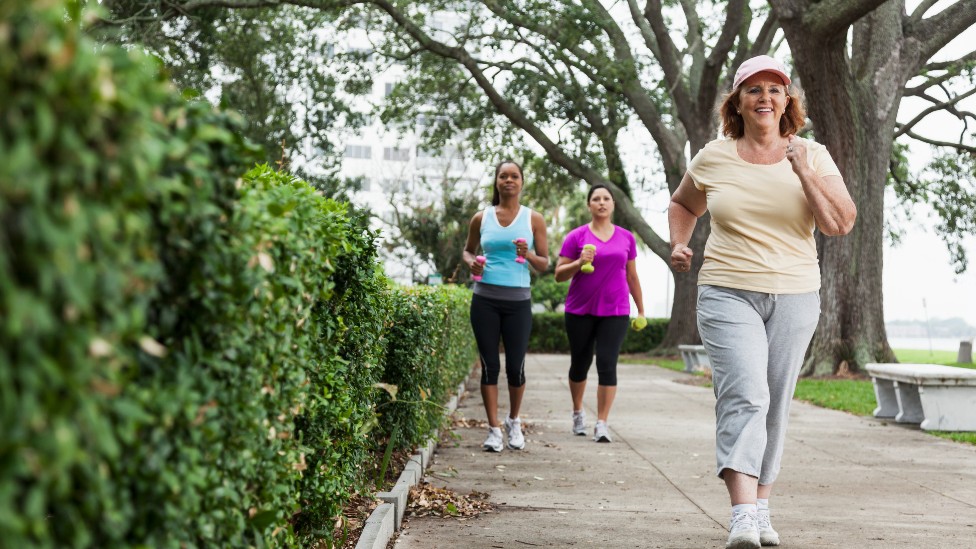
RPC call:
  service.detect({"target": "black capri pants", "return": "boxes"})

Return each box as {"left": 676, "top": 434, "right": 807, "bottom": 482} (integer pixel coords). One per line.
{"left": 470, "top": 293, "right": 532, "bottom": 386}
{"left": 565, "top": 313, "right": 629, "bottom": 386}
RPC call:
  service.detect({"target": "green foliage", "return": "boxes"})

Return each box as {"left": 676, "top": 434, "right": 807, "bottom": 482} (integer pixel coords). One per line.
{"left": 930, "top": 431, "right": 976, "bottom": 445}
{"left": 1, "top": 2, "right": 180, "bottom": 546}
{"left": 528, "top": 313, "right": 668, "bottom": 353}
{"left": 0, "top": 3, "right": 478, "bottom": 547}
{"left": 892, "top": 348, "right": 974, "bottom": 369}
{"left": 619, "top": 355, "right": 684, "bottom": 369}
{"left": 378, "top": 286, "right": 476, "bottom": 450}
{"left": 531, "top": 275, "right": 569, "bottom": 312}
{"left": 528, "top": 312, "right": 570, "bottom": 352}
{"left": 621, "top": 317, "right": 669, "bottom": 354}
{"left": 792, "top": 379, "right": 877, "bottom": 416}
{"left": 385, "top": 176, "right": 484, "bottom": 284}
{"left": 93, "top": 1, "right": 365, "bottom": 193}
{"left": 889, "top": 145, "right": 976, "bottom": 273}
{"left": 920, "top": 151, "right": 976, "bottom": 273}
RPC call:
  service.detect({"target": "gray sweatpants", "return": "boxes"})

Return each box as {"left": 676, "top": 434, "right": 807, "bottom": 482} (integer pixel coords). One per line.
{"left": 696, "top": 285, "right": 820, "bottom": 485}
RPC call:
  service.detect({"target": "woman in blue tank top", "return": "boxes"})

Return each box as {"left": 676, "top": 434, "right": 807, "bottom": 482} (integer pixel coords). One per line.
{"left": 462, "top": 160, "right": 549, "bottom": 453}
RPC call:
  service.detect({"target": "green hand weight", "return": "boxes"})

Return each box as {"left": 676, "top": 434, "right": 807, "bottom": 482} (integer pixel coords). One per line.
{"left": 580, "top": 244, "right": 596, "bottom": 273}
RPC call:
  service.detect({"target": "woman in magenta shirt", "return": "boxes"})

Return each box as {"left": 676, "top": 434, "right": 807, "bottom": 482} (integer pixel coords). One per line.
{"left": 554, "top": 185, "right": 645, "bottom": 443}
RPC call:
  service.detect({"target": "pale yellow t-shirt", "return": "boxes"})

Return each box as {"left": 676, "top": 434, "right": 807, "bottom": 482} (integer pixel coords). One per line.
{"left": 687, "top": 137, "right": 842, "bottom": 294}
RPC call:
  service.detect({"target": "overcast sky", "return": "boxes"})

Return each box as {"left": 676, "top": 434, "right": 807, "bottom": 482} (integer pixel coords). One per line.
{"left": 633, "top": 229, "right": 976, "bottom": 329}
{"left": 629, "top": 1, "right": 976, "bottom": 330}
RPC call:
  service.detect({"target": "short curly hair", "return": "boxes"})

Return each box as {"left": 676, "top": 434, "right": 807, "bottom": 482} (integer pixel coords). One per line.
{"left": 719, "top": 84, "right": 806, "bottom": 138}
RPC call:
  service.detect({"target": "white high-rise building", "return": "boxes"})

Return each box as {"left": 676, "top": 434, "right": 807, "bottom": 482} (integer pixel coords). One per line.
{"left": 336, "top": 15, "right": 488, "bottom": 284}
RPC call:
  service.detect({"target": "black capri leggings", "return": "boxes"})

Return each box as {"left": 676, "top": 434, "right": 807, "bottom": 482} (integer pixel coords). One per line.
{"left": 565, "top": 313, "right": 630, "bottom": 386}
{"left": 470, "top": 293, "right": 532, "bottom": 386}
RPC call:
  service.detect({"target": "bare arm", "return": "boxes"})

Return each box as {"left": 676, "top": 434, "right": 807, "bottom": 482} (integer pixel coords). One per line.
{"left": 799, "top": 174, "right": 857, "bottom": 236}
{"left": 788, "top": 136, "right": 857, "bottom": 236}
{"left": 668, "top": 172, "right": 707, "bottom": 271}
{"left": 462, "top": 212, "right": 485, "bottom": 277}
{"left": 524, "top": 210, "right": 550, "bottom": 273}
{"left": 554, "top": 242, "right": 595, "bottom": 282}
{"left": 625, "top": 259, "right": 644, "bottom": 316}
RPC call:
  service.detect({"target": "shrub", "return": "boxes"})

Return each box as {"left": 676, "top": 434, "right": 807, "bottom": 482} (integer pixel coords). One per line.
{"left": 0, "top": 3, "right": 477, "bottom": 547}
{"left": 1, "top": 2, "right": 182, "bottom": 546}
{"left": 378, "top": 286, "right": 477, "bottom": 450}
{"left": 528, "top": 313, "right": 669, "bottom": 353}
{"left": 293, "top": 205, "right": 392, "bottom": 543}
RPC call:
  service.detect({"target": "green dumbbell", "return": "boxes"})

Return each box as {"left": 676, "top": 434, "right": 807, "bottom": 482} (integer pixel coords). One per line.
{"left": 580, "top": 244, "right": 596, "bottom": 273}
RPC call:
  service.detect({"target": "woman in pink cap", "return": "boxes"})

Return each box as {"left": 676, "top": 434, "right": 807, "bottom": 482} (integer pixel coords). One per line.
{"left": 668, "top": 55, "right": 857, "bottom": 549}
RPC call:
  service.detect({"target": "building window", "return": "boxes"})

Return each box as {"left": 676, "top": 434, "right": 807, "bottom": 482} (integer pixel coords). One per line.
{"left": 380, "top": 178, "right": 409, "bottom": 192}
{"left": 383, "top": 147, "right": 410, "bottom": 162}
{"left": 348, "top": 47, "right": 373, "bottom": 61}
{"left": 344, "top": 144, "right": 372, "bottom": 159}
{"left": 416, "top": 147, "right": 441, "bottom": 159}
{"left": 384, "top": 82, "right": 395, "bottom": 97}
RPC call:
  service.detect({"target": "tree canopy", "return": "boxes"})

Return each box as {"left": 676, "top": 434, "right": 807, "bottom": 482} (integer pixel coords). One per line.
{"left": 95, "top": 0, "right": 976, "bottom": 371}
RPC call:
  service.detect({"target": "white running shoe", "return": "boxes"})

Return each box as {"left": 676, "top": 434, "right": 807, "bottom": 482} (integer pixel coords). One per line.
{"left": 504, "top": 416, "right": 525, "bottom": 450}
{"left": 593, "top": 420, "right": 612, "bottom": 443}
{"left": 726, "top": 509, "right": 760, "bottom": 549}
{"left": 757, "top": 509, "right": 780, "bottom": 546}
{"left": 572, "top": 411, "right": 587, "bottom": 436}
{"left": 483, "top": 426, "right": 503, "bottom": 452}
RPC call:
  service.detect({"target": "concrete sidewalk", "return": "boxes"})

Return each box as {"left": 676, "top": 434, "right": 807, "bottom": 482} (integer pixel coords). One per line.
{"left": 393, "top": 354, "right": 976, "bottom": 548}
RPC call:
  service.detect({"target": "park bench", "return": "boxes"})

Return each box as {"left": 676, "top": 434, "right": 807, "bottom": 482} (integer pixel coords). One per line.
{"left": 678, "top": 344, "right": 711, "bottom": 374}
{"left": 865, "top": 363, "right": 976, "bottom": 431}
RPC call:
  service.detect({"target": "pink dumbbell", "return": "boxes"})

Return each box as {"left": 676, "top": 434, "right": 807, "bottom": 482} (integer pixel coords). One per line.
{"left": 471, "top": 255, "right": 486, "bottom": 281}
{"left": 515, "top": 238, "right": 527, "bottom": 263}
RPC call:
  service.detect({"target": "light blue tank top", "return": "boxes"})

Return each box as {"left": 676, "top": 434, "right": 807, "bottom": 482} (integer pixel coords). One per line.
{"left": 478, "top": 205, "right": 533, "bottom": 289}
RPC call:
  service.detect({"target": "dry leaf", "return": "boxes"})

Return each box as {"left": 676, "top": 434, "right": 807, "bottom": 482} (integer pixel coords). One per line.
{"left": 139, "top": 336, "right": 167, "bottom": 357}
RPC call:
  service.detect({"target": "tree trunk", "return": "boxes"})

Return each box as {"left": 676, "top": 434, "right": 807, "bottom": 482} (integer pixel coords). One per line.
{"left": 657, "top": 214, "right": 710, "bottom": 348}
{"left": 654, "top": 113, "right": 717, "bottom": 349}
{"left": 776, "top": 2, "right": 902, "bottom": 374}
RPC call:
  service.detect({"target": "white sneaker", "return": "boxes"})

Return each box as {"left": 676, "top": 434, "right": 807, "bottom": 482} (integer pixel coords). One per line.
{"left": 572, "top": 411, "right": 587, "bottom": 436}
{"left": 593, "top": 420, "right": 612, "bottom": 443}
{"left": 504, "top": 416, "right": 525, "bottom": 450}
{"left": 757, "top": 509, "right": 780, "bottom": 546}
{"left": 483, "top": 426, "right": 503, "bottom": 452}
{"left": 726, "top": 509, "right": 760, "bottom": 549}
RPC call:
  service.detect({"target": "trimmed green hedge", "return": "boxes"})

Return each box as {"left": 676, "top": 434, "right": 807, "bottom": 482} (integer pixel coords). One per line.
{"left": 528, "top": 313, "right": 669, "bottom": 353}
{"left": 379, "top": 287, "right": 475, "bottom": 449}
{"left": 0, "top": 3, "right": 476, "bottom": 548}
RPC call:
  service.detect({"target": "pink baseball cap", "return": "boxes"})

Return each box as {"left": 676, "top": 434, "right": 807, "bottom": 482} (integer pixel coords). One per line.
{"left": 733, "top": 55, "right": 791, "bottom": 90}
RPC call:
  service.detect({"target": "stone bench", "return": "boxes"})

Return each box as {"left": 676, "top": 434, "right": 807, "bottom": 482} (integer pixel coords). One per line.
{"left": 865, "top": 363, "right": 976, "bottom": 431}
{"left": 678, "top": 344, "right": 710, "bottom": 374}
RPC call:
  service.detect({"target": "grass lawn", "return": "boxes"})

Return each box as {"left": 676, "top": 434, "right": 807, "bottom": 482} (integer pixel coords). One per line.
{"left": 623, "top": 349, "right": 976, "bottom": 445}
{"left": 893, "top": 348, "right": 974, "bottom": 370}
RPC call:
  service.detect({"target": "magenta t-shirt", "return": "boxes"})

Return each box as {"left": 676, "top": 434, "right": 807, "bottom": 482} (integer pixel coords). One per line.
{"left": 559, "top": 224, "right": 637, "bottom": 316}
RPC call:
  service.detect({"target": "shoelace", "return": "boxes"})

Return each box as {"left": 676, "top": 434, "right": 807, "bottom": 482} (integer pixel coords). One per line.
{"left": 730, "top": 511, "right": 758, "bottom": 533}
{"left": 757, "top": 511, "right": 772, "bottom": 530}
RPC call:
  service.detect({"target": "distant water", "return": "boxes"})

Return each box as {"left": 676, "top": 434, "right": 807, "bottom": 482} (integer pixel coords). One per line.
{"left": 887, "top": 336, "right": 971, "bottom": 352}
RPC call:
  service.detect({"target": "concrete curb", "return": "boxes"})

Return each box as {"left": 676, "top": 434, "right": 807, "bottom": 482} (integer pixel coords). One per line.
{"left": 354, "top": 380, "right": 466, "bottom": 549}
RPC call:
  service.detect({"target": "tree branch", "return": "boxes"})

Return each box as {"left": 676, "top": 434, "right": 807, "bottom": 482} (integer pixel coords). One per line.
{"left": 894, "top": 87, "right": 976, "bottom": 138}
{"left": 912, "top": 0, "right": 976, "bottom": 61}
{"left": 778, "top": 0, "right": 888, "bottom": 39}
{"left": 924, "top": 49, "right": 976, "bottom": 71}
{"left": 899, "top": 128, "right": 976, "bottom": 153}
{"left": 643, "top": 0, "right": 690, "bottom": 114}
{"left": 93, "top": 0, "right": 356, "bottom": 26}
{"left": 625, "top": 0, "right": 661, "bottom": 60}
{"left": 367, "top": 0, "right": 670, "bottom": 258}
{"left": 698, "top": 0, "right": 749, "bottom": 119}
{"left": 909, "top": 0, "right": 941, "bottom": 24}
